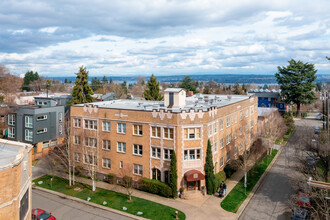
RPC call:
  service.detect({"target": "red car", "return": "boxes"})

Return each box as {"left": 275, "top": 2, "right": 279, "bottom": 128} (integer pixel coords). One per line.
{"left": 297, "top": 192, "right": 311, "bottom": 209}
{"left": 32, "top": 208, "right": 56, "bottom": 220}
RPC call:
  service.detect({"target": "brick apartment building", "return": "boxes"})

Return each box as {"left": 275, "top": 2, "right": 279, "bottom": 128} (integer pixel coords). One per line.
{"left": 0, "top": 139, "right": 33, "bottom": 220}
{"left": 70, "top": 88, "right": 258, "bottom": 191}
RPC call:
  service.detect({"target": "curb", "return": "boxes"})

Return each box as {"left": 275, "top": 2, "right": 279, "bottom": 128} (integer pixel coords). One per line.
{"left": 236, "top": 149, "right": 282, "bottom": 219}
{"left": 32, "top": 185, "right": 147, "bottom": 220}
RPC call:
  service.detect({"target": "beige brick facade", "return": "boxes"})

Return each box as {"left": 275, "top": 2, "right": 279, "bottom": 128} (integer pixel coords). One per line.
{"left": 70, "top": 94, "right": 258, "bottom": 190}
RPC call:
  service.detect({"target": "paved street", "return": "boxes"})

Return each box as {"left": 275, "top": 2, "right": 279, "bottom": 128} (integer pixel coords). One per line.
{"left": 239, "top": 117, "right": 322, "bottom": 220}
{"left": 32, "top": 189, "right": 134, "bottom": 220}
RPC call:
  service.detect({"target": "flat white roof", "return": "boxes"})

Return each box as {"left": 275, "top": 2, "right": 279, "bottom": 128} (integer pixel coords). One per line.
{"left": 164, "top": 88, "right": 184, "bottom": 93}
{"left": 0, "top": 139, "right": 32, "bottom": 170}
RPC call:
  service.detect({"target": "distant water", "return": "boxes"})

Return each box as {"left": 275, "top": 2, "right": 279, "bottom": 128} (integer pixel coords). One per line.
{"left": 46, "top": 74, "right": 329, "bottom": 84}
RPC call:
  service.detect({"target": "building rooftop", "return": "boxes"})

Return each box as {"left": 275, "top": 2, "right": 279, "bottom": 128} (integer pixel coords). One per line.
{"left": 164, "top": 88, "right": 184, "bottom": 93}
{"left": 75, "top": 94, "right": 253, "bottom": 113}
{"left": 258, "top": 107, "right": 278, "bottom": 117}
{"left": 0, "top": 139, "right": 32, "bottom": 170}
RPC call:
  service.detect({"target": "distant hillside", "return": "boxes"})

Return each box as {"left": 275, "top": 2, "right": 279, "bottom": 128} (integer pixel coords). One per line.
{"left": 49, "top": 74, "right": 329, "bottom": 84}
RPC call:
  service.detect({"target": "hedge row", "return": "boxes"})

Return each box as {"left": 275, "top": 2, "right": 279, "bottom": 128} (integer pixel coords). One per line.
{"left": 140, "top": 178, "right": 172, "bottom": 198}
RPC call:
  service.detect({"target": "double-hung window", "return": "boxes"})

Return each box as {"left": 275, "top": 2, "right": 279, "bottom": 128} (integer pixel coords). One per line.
{"left": 151, "top": 147, "right": 161, "bottom": 159}
{"left": 164, "top": 128, "right": 174, "bottom": 139}
{"left": 133, "top": 164, "right": 143, "bottom": 175}
{"left": 220, "top": 138, "right": 224, "bottom": 149}
{"left": 133, "top": 144, "right": 143, "bottom": 156}
{"left": 74, "top": 118, "right": 81, "bottom": 128}
{"left": 240, "top": 111, "right": 243, "bottom": 120}
{"left": 117, "top": 142, "right": 126, "bottom": 153}
{"left": 220, "top": 119, "right": 224, "bottom": 130}
{"left": 117, "top": 123, "right": 126, "bottom": 134}
{"left": 226, "top": 134, "right": 231, "bottom": 145}
{"left": 220, "top": 156, "right": 224, "bottom": 168}
{"left": 250, "top": 106, "right": 254, "bottom": 114}
{"left": 85, "top": 137, "right": 97, "bottom": 147}
{"left": 164, "top": 149, "right": 173, "bottom": 160}
{"left": 133, "top": 124, "right": 143, "bottom": 136}
{"left": 226, "top": 117, "right": 231, "bottom": 127}
{"left": 25, "top": 129, "right": 33, "bottom": 141}
{"left": 183, "top": 149, "right": 201, "bottom": 160}
{"left": 8, "top": 114, "right": 15, "bottom": 125}
{"left": 102, "top": 158, "right": 111, "bottom": 169}
{"left": 184, "top": 128, "right": 201, "bottom": 139}
{"left": 74, "top": 152, "right": 81, "bottom": 162}
{"left": 226, "top": 151, "right": 231, "bottom": 162}
{"left": 25, "top": 116, "right": 33, "bottom": 128}
{"left": 74, "top": 135, "right": 80, "bottom": 145}
{"left": 102, "top": 140, "right": 111, "bottom": 150}
{"left": 84, "top": 119, "right": 97, "bottom": 130}
{"left": 246, "top": 109, "right": 249, "bottom": 117}
{"left": 59, "top": 112, "right": 63, "bottom": 122}
{"left": 151, "top": 126, "right": 161, "bottom": 138}
{"left": 8, "top": 127, "right": 15, "bottom": 138}
{"left": 102, "top": 121, "right": 111, "bottom": 132}
{"left": 250, "top": 120, "right": 254, "bottom": 128}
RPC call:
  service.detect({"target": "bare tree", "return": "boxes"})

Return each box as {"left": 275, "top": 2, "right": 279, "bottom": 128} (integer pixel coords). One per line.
{"left": 120, "top": 165, "right": 134, "bottom": 201}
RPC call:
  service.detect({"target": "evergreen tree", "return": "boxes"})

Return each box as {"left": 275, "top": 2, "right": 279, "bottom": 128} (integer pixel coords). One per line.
{"left": 204, "top": 140, "right": 216, "bottom": 195}
{"left": 275, "top": 59, "right": 317, "bottom": 116}
{"left": 169, "top": 150, "right": 178, "bottom": 198}
{"left": 179, "top": 76, "right": 198, "bottom": 93}
{"left": 109, "top": 78, "right": 113, "bottom": 84}
{"left": 91, "top": 77, "right": 101, "bottom": 91}
{"left": 70, "top": 66, "right": 94, "bottom": 105}
{"left": 46, "top": 79, "right": 52, "bottom": 97}
{"left": 233, "top": 82, "right": 242, "bottom": 95}
{"left": 242, "top": 83, "right": 247, "bottom": 93}
{"left": 101, "top": 75, "right": 108, "bottom": 84}
{"left": 22, "top": 70, "right": 40, "bottom": 91}
{"left": 203, "top": 86, "right": 211, "bottom": 94}
{"left": 144, "top": 74, "right": 163, "bottom": 101}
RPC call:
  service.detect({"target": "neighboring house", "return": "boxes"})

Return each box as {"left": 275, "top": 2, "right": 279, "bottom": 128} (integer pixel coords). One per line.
{"left": 0, "top": 104, "right": 15, "bottom": 138}
{"left": 248, "top": 89, "right": 286, "bottom": 112}
{"left": 97, "top": 92, "right": 116, "bottom": 102}
{"left": 257, "top": 107, "right": 278, "bottom": 136}
{"left": 7, "top": 104, "right": 65, "bottom": 160}
{"left": 34, "top": 95, "right": 72, "bottom": 111}
{"left": 0, "top": 139, "right": 33, "bottom": 220}
{"left": 70, "top": 88, "right": 258, "bottom": 192}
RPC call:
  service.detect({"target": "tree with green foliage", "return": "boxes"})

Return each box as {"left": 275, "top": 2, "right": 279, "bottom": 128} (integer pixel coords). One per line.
{"left": 275, "top": 59, "right": 317, "bottom": 116}
{"left": 233, "top": 82, "right": 242, "bottom": 95}
{"left": 169, "top": 150, "right": 177, "bottom": 198}
{"left": 101, "top": 76, "right": 108, "bottom": 84}
{"left": 242, "top": 83, "right": 247, "bottom": 93}
{"left": 315, "top": 82, "right": 322, "bottom": 91}
{"left": 144, "top": 74, "right": 163, "bottom": 101}
{"left": 179, "top": 76, "right": 198, "bottom": 93}
{"left": 204, "top": 140, "right": 216, "bottom": 195}
{"left": 70, "top": 66, "right": 94, "bottom": 105}
{"left": 91, "top": 77, "right": 101, "bottom": 91}
{"left": 203, "top": 85, "right": 211, "bottom": 94}
{"left": 22, "top": 70, "right": 40, "bottom": 91}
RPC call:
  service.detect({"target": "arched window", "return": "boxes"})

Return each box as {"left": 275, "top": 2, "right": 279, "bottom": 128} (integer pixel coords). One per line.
{"left": 152, "top": 168, "right": 161, "bottom": 181}
{"left": 164, "top": 170, "right": 170, "bottom": 184}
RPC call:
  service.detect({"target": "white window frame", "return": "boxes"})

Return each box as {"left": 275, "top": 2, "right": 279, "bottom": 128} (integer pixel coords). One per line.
{"left": 133, "top": 164, "right": 143, "bottom": 176}
{"left": 120, "top": 161, "right": 123, "bottom": 168}
{"left": 250, "top": 106, "right": 254, "bottom": 115}
{"left": 102, "top": 158, "right": 111, "bottom": 169}
{"left": 226, "top": 151, "right": 231, "bottom": 162}
{"left": 220, "top": 156, "right": 224, "bottom": 168}
{"left": 133, "top": 144, "right": 143, "bottom": 156}
{"left": 151, "top": 146, "right": 161, "bottom": 159}
{"left": 220, "top": 138, "right": 224, "bottom": 149}
{"left": 184, "top": 127, "right": 201, "bottom": 140}
{"left": 59, "top": 112, "right": 63, "bottom": 122}
{"left": 102, "top": 139, "right": 111, "bottom": 150}
{"left": 246, "top": 109, "right": 249, "bottom": 117}
{"left": 25, "top": 129, "right": 33, "bottom": 141}
{"left": 213, "top": 141, "right": 218, "bottom": 153}
{"left": 183, "top": 148, "right": 201, "bottom": 161}
{"left": 85, "top": 137, "right": 97, "bottom": 148}
{"left": 240, "top": 111, "right": 243, "bottom": 121}
{"left": 102, "top": 121, "right": 111, "bottom": 132}
{"left": 133, "top": 124, "right": 143, "bottom": 136}
{"left": 220, "top": 119, "right": 224, "bottom": 130}
{"left": 117, "top": 123, "right": 126, "bottom": 134}
{"left": 214, "top": 122, "right": 217, "bottom": 134}
{"left": 8, "top": 127, "right": 15, "bottom": 138}
{"left": 164, "top": 149, "right": 173, "bottom": 160}
{"left": 84, "top": 119, "right": 97, "bottom": 130}
{"left": 8, "top": 114, "right": 15, "bottom": 125}
{"left": 117, "top": 142, "right": 126, "bottom": 153}
{"left": 73, "top": 118, "right": 81, "bottom": 128}
{"left": 235, "top": 114, "right": 237, "bottom": 123}
{"left": 74, "top": 135, "right": 80, "bottom": 145}
{"left": 37, "top": 115, "right": 47, "bottom": 121}
{"left": 37, "top": 128, "right": 47, "bottom": 134}
{"left": 25, "top": 116, "right": 33, "bottom": 128}
{"left": 250, "top": 120, "right": 254, "bottom": 128}
{"left": 226, "top": 117, "right": 231, "bottom": 127}
{"left": 234, "top": 130, "right": 237, "bottom": 139}
{"left": 151, "top": 126, "right": 161, "bottom": 138}
{"left": 226, "top": 134, "right": 231, "bottom": 145}
{"left": 163, "top": 127, "right": 174, "bottom": 139}
{"left": 59, "top": 125, "right": 63, "bottom": 134}
{"left": 74, "top": 152, "right": 81, "bottom": 162}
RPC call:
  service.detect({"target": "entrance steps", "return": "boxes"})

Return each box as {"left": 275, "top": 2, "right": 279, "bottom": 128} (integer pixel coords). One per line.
{"left": 183, "top": 190, "right": 203, "bottom": 200}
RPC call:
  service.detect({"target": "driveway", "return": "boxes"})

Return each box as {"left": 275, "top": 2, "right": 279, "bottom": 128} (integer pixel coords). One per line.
{"left": 239, "top": 118, "right": 322, "bottom": 220}
{"left": 32, "top": 189, "right": 134, "bottom": 220}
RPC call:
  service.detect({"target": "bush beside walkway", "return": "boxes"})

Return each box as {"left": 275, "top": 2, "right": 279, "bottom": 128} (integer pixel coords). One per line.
{"left": 220, "top": 150, "right": 278, "bottom": 213}
{"left": 34, "top": 175, "right": 185, "bottom": 220}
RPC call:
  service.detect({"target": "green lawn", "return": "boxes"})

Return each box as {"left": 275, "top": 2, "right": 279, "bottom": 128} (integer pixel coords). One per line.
{"left": 275, "top": 126, "right": 295, "bottom": 145}
{"left": 220, "top": 150, "right": 278, "bottom": 213}
{"left": 34, "top": 175, "right": 185, "bottom": 220}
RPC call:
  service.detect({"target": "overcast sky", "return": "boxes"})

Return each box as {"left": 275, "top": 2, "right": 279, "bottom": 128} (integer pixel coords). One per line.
{"left": 0, "top": 0, "right": 329, "bottom": 77}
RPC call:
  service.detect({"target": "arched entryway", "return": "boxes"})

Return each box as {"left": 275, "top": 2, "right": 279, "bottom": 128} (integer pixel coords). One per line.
{"left": 152, "top": 168, "right": 161, "bottom": 181}
{"left": 184, "top": 170, "right": 205, "bottom": 190}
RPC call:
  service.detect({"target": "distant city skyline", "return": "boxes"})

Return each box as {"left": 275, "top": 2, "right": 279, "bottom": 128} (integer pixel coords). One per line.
{"left": 1, "top": 0, "right": 330, "bottom": 76}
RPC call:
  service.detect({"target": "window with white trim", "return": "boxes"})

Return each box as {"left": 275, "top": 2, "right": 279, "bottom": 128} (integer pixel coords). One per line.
{"left": 117, "top": 123, "right": 126, "bottom": 134}
{"left": 84, "top": 119, "right": 97, "bottom": 130}
{"left": 59, "top": 112, "right": 63, "bottom": 122}
{"left": 151, "top": 147, "right": 161, "bottom": 158}
{"left": 164, "top": 128, "right": 174, "bottom": 139}
{"left": 240, "top": 111, "right": 243, "bottom": 120}
{"left": 220, "top": 138, "right": 224, "bottom": 149}
{"left": 250, "top": 120, "right": 254, "bottom": 128}
{"left": 133, "top": 164, "right": 143, "bottom": 175}
{"left": 220, "top": 119, "right": 224, "bottom": 130}
{"left": 184, "top": 128, "right": 201, "bottom": 139}
{"left": 183, "top": 149, "right": 201, "bottom": 160}
{"left": 8, "top": 127, "right": 15, "bottom": 138}
{"left": 25, "top": 129, "right": 33, "bottom": 141}
{"left": 208, "top": 124, "right": 212, "bottom": 136}
{"left": 117, "top": 142, "right": 126, "bottom": 153}
{"left": 250, "top": 106, "right": 254, "bottom": 114}
{"left": 102, "top": 158, "right": 111, "bottom": 169}
{"left": 8, "top": 114, "right": 15, "bottom": 125}
{"left": 226, "top": 134, "right": 231, "bottom": 145}
{"left": 235, "top": 114, "right": 237, "bottom": 123}
{"left": 133, "top": 144, "right": 143, "bottom": 156}
{"left": 84, "top": 154, "right": 97, "bottom": 165}
{"left": 37, "top": 115, "right": 47, "bottom": 121}
{"left": 59, "top": 125, "right": 63, "bottom": 134}
{"left": 234, "top": 130, "right": 237, "bottom": 139}
{"left": 226, "top": 151, "right": 231, "bottom": 162}
{"left": 102, "top": 140, "right": 111, "bottom": 150}
{"left": 226, "top": 117, "right": 231, "bottom": 127}
{"left": 102, "top": 121, "right": 111, "bottom": 132}
{"left": 234, "top": 145, "right": 238, "bottom": 155}
{"left": 25, "top": 116, "right": 33, "bottom": 128}
{"left": 133, "top": 124, "right": 143, "bottom": 136}
{"left": 164, "top": 149, "right": 173, "bottom": 160}
{"left": 74, "top": 135, "right": 80, "bottom": 145}
{"left": 151, "top": 126, "right": 161, "bottom": 138}
{"left": 214, "top": 122, "right": 217, "bottom": 134}
{"left": 245, "top": 109, "right": 249, "bottom": 117}
{"left": 220, "top": 156, "right": 224, "bottom": 168}
{"left": 37, "top": 128, "right": 47, "bottom": 134}
{"left": 73, "top": 118, "right": 81, "bottom": 128}
{"left": 85, "top": 137, "right": 97, "bottom": 147}
{"left": 120, "top": 161, "right": 123, "bottom": 168}
{"left": 213, "top": 141, "right": 218, "bottom": 153}
{"left": 74, "top": 152, "right": 81, "bottom": 162}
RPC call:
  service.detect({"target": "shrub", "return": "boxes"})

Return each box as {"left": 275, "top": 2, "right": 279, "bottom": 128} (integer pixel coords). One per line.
{"left": 215, "top": 171, "right": 226, "bottom": 190}
{"left": 108, "top": 173, "right": 117, "bottom": 184}
{"left": 224, "top": 164, "right": 237, "bottom": 179}
{"left": 140, "top": 178, "right": 172, "bottom": 198}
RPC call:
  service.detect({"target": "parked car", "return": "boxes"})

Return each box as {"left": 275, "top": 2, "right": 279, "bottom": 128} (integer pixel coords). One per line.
{"left": 292, "top": 208, "right": 310, "bottom": 220}
{"left": 297, "top": 192, "right": 312, "bottom": 209}
{"left": 316, "top": 113, "right": 323, "bottom": 120}
{"left": 32, "top": 208, "right": 56, "bottom": 220}
{"left": 313, "top": 126, "right": 321, "bottom": 134}
{"left": 306, "top": 156, "right": 316, "bottom": 171}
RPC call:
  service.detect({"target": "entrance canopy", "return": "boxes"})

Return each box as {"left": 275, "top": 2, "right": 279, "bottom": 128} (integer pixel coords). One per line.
{"left": 184, "top": 170, "right": 205, "bottom": 182}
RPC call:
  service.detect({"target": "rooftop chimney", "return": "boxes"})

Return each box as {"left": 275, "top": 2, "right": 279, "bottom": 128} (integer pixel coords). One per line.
{"left": 187, "top": 91, "right": 194, "bottom": 97}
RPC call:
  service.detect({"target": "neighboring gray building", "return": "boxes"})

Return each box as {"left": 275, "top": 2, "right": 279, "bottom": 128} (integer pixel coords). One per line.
{"left": 34, "top": 95, "right": 72, "bottom": 111}
{"left": 97, "top": 92, "right": 116, "bottom": 102}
